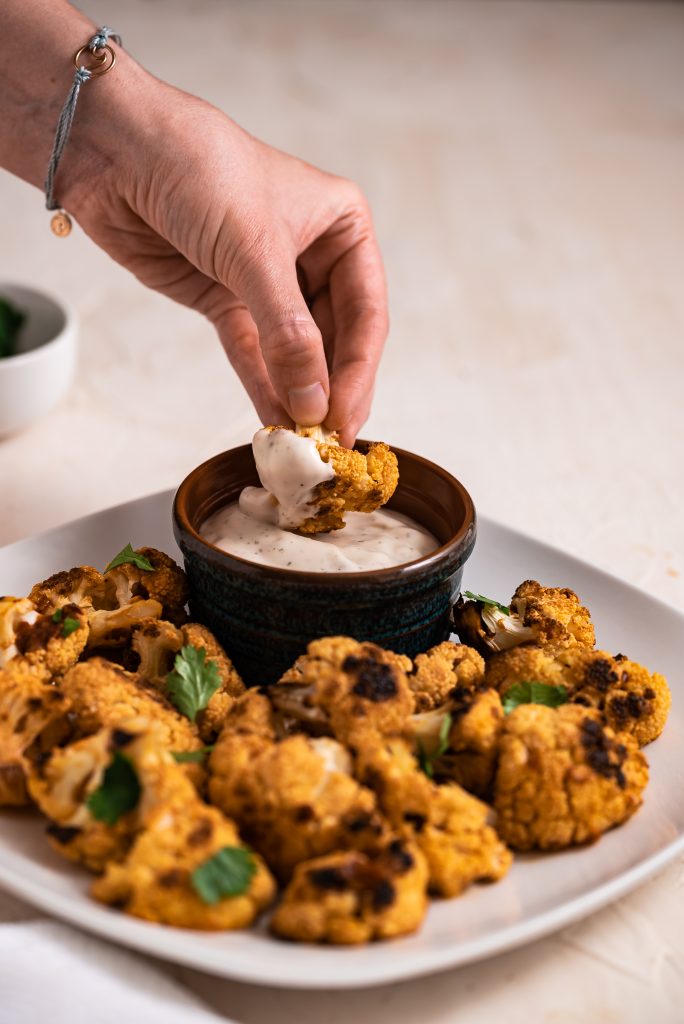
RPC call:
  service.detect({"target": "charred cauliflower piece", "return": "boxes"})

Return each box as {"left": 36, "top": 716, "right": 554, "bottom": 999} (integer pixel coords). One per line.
{"left": 210, "top": 722, "right": 387, "bottom": 882}
{"left": 486, "top": 646, "right": 670, "bottom": 747}
{"left": 357, "top": 737, "right": 511, "bottom": 897}
{"left": 28, "top": 566, "right": 107, "bottom": 615}
{"left": 411, "top": 684, "right": 504, "bottom": 797}
{"left": 494, "top": 704, "right": 648, "bottom": 850}
{"left": 130, "top": 618, "right": 183, "bottom": 681}
{"left": 103, "top": 546, "right": 188, "bottom": 624}
{"left": 91, "top": 799, "right": 275, "bottom": 929}
{"left": 301, "top": 437, "right": 399, "bottom": 535}
{"left": 0, "top": 597, "right": 88, "bottom": 677}
{"left": 453, "top": 581, "right": 595, "bottom": 658}
{"left": 87, "top": 600, "right": 164, "bottom": 649}
{"left": 408, "top": 642, "right": 485, "bottom": 712}
{"left": 271, "top": 838, "right": 428, "bottom": 944}
{"left": 271, "top": 637, "right": 414, "bottom": 744}
{"left": 0, "top": 660, "right": 71, "bottom": 805}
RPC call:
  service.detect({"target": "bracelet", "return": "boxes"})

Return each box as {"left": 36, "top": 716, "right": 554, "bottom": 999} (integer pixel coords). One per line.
{"left": 44, "top": 26, "right": 122, "bottom": 238}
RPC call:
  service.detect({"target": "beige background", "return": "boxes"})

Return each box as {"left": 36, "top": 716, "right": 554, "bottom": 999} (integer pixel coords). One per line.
{"left": 1, "top": 1, "right": 683, "bottom": 1020}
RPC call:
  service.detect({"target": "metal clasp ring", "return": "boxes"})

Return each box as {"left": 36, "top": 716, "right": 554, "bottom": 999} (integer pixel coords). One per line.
{"left": 73, "top": 43, "right": 116, "bottom": 77}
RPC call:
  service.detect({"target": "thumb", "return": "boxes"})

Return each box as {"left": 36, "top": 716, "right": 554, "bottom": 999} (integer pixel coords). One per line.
{"left": 237, "top": 254, "right": 330, "bottom": 426}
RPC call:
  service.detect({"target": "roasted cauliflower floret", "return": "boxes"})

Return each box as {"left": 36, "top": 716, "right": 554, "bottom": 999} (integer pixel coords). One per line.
{"left": 0, "top": 660, "right": 71, "bottom": 806}
{"left": 453, "top": 581, "right": 595, "bottom": 657}
{"left": 209, "top": 726, "right": 387, "bottom": 882}
{"left": 0, "top": 597, "right": 88, "bottom": 677}
{"left": 181, "top": 623, "right": 246, "bottom": 743}
{"left": 28, "top": 566, "right": 107, "bottom": 614}
{"left": 411, "top": 684, "right": 504, "bottom": 797}
{"left": 356, "top": 737, "right": 511, "bottom": 897}
{"left": 493, "top": 704, "right": 648, "bottom": 851}
{"left": 91, "top": 799, "right": 275, "bottom": 929}
{"left": 271, "top": 637, "right": 414, "bottom": 743}
{"left": 408, "top": 642, "right": 485, "bottom": 712}
{"left": 486, "top": 646, "right": 670, "bottom": 746}
{"left": 130, "top": 618, "right": 183, "bottom": 681}
{"left": 103, "top": 546, "right": 188, "bottom": 624}
{"left": 87, "top": 599, "right": 164, "bottom": 649}
{"left": 271, "top": 838, "right": 428, "bottom": 944}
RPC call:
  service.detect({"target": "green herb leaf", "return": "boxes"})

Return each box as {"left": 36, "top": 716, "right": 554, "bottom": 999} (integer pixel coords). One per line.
{"left": 104, "top": 543, "right": 155, "bottom": 574}
{"left": 51, "top": 608, "right": 63, "bottom": 623}
{"left": 172, "top": 746, "right": 214, "bottom": 763}
{"left": 0, "top": 297, "right": 26, "bottom": 360}
{"left": 502, "top": 681, "right": 569, "bottom": 715}
{"left": 463, "top": 591, "right": 510, "bottom": 616}
{"left": 166, "top": 646, "right": 221, "bottom": 722}
{"left": 86, "top": 751, "right": 141, "bottom": 825}
{"left": 61, "top": 616, "right": 81, "bottom": 638}
{"left": 417, "top": 712, "right": 453, "bottom": 779}
{"left": 191, "top": 846, "right": 256, "bottom": 904}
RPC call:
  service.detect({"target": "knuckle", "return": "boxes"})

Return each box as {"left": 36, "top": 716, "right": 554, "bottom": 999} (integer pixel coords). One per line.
{"left": 260, "top": 317, "right": 321, "bottom": 369}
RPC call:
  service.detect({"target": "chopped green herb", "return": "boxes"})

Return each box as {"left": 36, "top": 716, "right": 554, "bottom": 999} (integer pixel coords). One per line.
{"left": 463, "top": 591, "right": 510, "bottom": 616}
{"left": 172, "top": 746, "right": 214, "bottom": 764}
{"left": 166, "top": 645, "right": 221, "bottom": 722}
{"left": 86, "top": 751, "right": 141, "bottom": 825}
{"left": 191, "top": 846, "right": 256, "bottom": 904}
{"left": 502, "top": 681, "right": 569, "bottom": 715}
{"left": 0, "top": 297, "right": 26, "bottom": 359}
{"left": 417, "top": 712, "right": 453, "bottom": 779}
{"left": 51, "top": 608, "right": 63, "bottom": 623}
{"left": 104, "top": 543, "right": 154, "bottom": 574}
{"left": 61, "top": 616, "right": 81, "bottom": 638}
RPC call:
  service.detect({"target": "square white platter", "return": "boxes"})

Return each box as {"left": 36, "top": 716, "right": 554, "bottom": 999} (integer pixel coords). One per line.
{"left": 0, "top": 489, "right": 681, "bottom": 989}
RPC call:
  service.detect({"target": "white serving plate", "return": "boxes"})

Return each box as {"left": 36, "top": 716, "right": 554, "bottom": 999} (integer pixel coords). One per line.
{"left": 0, "top": 490, "right": 681, "bottom": 990}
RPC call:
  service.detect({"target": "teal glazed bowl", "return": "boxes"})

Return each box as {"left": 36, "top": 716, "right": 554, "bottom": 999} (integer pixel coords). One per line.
{"left": 173, "top": 442, "right": 476, "bottom": 685}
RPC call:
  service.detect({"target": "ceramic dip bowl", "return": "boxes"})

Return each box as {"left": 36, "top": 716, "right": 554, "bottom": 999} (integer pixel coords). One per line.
{"left": 173, "top": 442, "right": 476, "bottom": 685}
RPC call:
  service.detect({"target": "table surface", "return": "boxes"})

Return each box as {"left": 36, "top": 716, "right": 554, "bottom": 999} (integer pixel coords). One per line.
{"left": 1, "top": 1, "right": 683, "bottom": 1020}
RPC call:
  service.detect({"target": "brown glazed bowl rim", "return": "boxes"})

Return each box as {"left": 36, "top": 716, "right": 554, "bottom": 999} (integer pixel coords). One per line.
{"left": 173, "top": 440, "right": 476, "bottom": 586}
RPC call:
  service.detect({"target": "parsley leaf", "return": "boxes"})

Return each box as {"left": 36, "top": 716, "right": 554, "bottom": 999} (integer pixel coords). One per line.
{"left": 417, "top": 712, "right": 453, "bottom": 779}
{"left": 463, "top": 591, "right": 510, "bottom": 616}
{"left": 191, "top": 846, "right": 256, "bottom": 904}
{"left": 172, "top": 746, "right": 214, "bottom": 764}
{"left": 86, "top": 751, "right": 141, "bottom": 825}
{"left": 61, "top": 616, "right": 81, "bottom": 638}
{"left": 51, "top": 608, "right": 63, "bottom": 623}
{"left": 166, "top": 646, "right": 221, "bottom": 722}
{"left": 0, "top": 297, "right": 25, "bottom": 360}
{"left": 104, "top": 543, "right": 155, "bottom": 574}
{"left": 502, "top": 681, "right": 569, "bottom": 715}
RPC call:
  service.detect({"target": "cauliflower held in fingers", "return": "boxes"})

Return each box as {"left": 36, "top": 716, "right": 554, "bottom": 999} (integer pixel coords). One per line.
{"left": 453, "top": 581, "right": 595, "bottom": 658}
{"left": 271, "top": 636, "right": 414, "bottom": 744}
{"left": 493, "top": 704, "right": 648, "bottom": 851}
{"left": 103, "top": 546, "right": 188, "bottom": 625}
{"left": 408, "top": 641, "right": 485, "bottom": 712}
{"left": 300, "top": 438, "right": 399, "bottom": 535}
{"left": 0, "top": 597, "right": 88, "bottom": 677}
{"left": 28, "top": 565, "right": 107, "bottom": 615}
{"left": 271, "top": 838, "right": 428, "bottom": 944}
{"left": 356, "top": 736, "right": 511, "bottom": 897}
{"left": 0, "top": 660, "right": 71, "bottom": 806}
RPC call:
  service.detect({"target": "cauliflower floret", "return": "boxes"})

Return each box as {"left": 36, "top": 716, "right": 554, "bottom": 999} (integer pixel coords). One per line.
{"left": 493, "top": 704, "right": 648, "bottom": 850}
{"left": 28, "top": 566, "right": 107, "bottom": 614}
{"left": 271, "top": 838, "right": 428, "bottom": 944}
{"left": 0, "top": 660, "right": 71, "bottom": 806}
{"left": 209, "top": 725, "right": 387, "bottom": 882}
{"left": 453, "top": 581, "right": 595, "bottom": 658}
{"left": 91, "top": 799, "right": 275, "bottom": 930}
{"left": 411, "top": 684, "right": 504, "bottom": 797}
{"left": 486, "top": 646, "right": 670, "bottom": 747}
{"left": 103, "top": 546, "right": 188, "bottom": 624}
{"left": 87, "top": 599, "right": 164, "bottom": 649}
{"left": 408, "top": 642, "right": 485, "bottom": 712}
{"left": 356, "top": 736, "right": 511, "bottom": 897}
{"left": 270, "top": 637, "right": 414, "bottom": 743}
{"left": 0, "top": 597, "right": 88, "bottom": 677}
{"left": 130, "top": 618, "right": 183, "bottom": 681}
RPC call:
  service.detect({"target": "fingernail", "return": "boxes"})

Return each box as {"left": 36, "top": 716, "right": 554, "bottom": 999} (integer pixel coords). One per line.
{"left": 288, "top": 382, "right": 328, "bottom": 425}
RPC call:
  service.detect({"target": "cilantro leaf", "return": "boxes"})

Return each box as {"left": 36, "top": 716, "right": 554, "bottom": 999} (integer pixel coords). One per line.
{"left": 502, "top": 681, "right": 569, "bottom": 715}
{"left": 463, "top": 591, "right": 510, "bottom": 616}
{"left": 165, "top": 646, "right": 221, "bottom": 722}
{"left": 172, "top": 746, "right": 214, "bottom": 764}
{"left": 104, "top": 543, "right": 154, "bottom": 574}
{"left": 417, "top": 712, "right": 453, "bottom": 779}
{"left": 51, "top": 609, "right": 63, "bottom": 623}
{"left": 191, "top": 846, "right": 256, "bottom": 904}
{"left": 61, "top": 616, "right": 81, "bottom": 637}
{"left": 0, "top": 297, "right": 25, "bottom": 360}
{"left": 86, "top": 751, "right": 141, "bottom": 825}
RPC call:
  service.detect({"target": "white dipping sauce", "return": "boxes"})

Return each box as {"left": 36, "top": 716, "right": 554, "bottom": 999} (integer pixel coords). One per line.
{"left": 247, "top": 427, "right": 334, "bottom": 529}
{"left": 201, "top": 503, "right": 437, "bottom": 573}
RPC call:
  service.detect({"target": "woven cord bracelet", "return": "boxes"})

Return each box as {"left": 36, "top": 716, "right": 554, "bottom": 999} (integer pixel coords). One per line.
{"left": 44, "top": 26, "right": 122, "bottom": 237}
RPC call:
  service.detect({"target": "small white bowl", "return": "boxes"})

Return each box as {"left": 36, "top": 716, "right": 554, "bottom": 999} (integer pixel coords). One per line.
{"left": 0, "top": 282, "right": 77, "bottom": 438}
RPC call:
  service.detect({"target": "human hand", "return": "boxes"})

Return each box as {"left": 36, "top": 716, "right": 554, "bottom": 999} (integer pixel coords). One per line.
{"left": 65, "top": 69, "right": 388, "bottom": 445}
